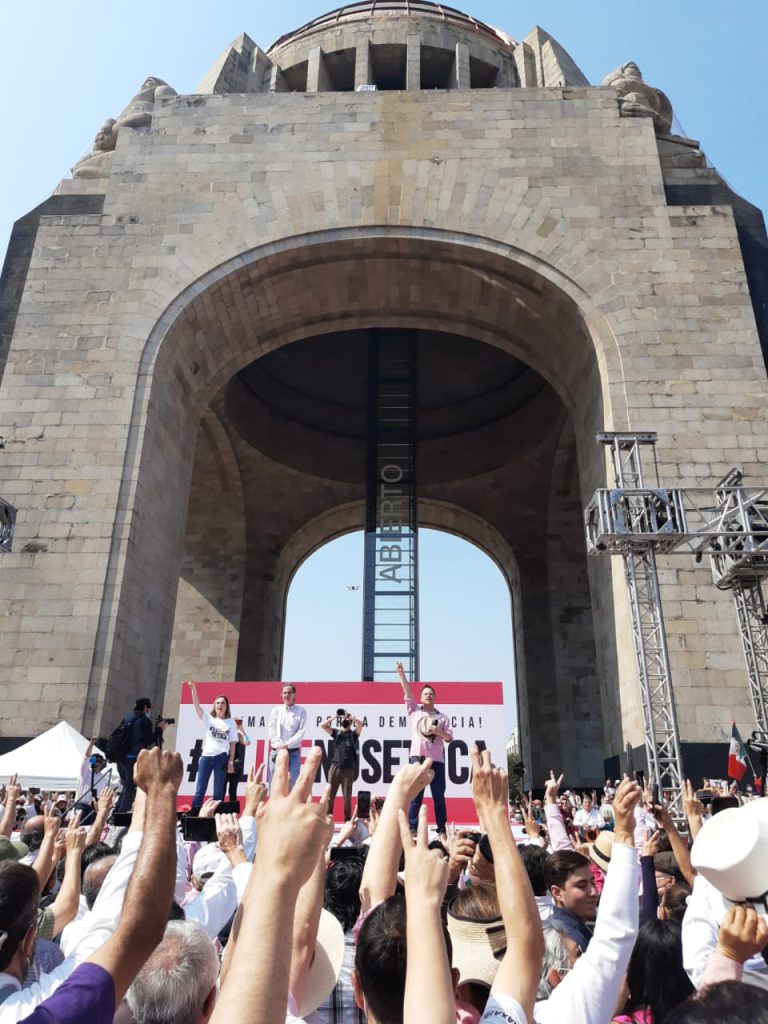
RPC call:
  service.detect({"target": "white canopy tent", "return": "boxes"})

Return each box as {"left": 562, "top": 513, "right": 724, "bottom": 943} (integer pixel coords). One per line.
{"left": 0, "top": 721, "right": 108, "bottom": 791}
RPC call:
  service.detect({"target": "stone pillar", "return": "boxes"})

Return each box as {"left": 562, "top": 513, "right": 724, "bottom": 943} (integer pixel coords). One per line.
{"left": 268, "top": 65, "right": 288, "bottom": 93}
{"left": 307, "top": 46, "right": 332, "bottom": 93}
{"left": 165, "top": 411, "right": 246, "bottom": 694}
{"left": 453, "top": 43, "right": 470, "bottom": 90}
{"left": 355, "top": 39, "right": 373, "bottom": 89}
{"left": 513, "top": 41, "right": 537, "bottom": 87}
{"left": 406, "top": 34, "right": 421, "bottom": 90}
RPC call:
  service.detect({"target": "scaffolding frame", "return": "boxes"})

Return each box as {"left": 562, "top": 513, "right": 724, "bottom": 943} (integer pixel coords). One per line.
{"left": 362, "top": 329, "right": 419, "bottom": 682}
{"left": 586, "top": 432, "right": 768, "bottom": 814}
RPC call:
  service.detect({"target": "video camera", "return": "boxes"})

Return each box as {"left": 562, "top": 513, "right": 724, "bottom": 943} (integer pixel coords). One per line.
{"left": 155, "top": 713, "right": 176, "bottom": 726}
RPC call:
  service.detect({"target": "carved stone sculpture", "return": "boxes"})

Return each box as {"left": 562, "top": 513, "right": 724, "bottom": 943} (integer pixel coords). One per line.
{"left": 115, "top": 77, "right": 177, "bottom": 131}
{"left": 602, "top": 62, "right": 673, "bottom": 135}
{"left": 71, "top": 119, "right": 118, "bottom": 179}
{"left": 72, "top": 78, "right": 176, "bottom": 178}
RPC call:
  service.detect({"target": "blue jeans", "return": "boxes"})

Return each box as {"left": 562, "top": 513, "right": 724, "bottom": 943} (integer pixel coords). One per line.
{"left": 270, "top": 748, "right": 302, "bottom": 790}
{"left": 193, "top": 752, "right": 228, "bottom": 807}
{"left": 116, "top": 756, "right": 137, "bottom": 814}
{"left": 408, "top": 757, "right": 447, "bottom": 833}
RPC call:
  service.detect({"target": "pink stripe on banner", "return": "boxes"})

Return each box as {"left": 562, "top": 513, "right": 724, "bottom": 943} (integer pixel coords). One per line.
{"left": 179, "top": 681, "right": 504, "bottom": 705}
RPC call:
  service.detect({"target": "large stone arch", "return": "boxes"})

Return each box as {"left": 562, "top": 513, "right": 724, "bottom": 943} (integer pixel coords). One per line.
{"left": 78, "top": 228, "right": 617, "bottom": 780}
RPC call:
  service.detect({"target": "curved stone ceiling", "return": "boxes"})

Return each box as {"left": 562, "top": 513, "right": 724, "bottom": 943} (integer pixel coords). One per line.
{"left": 224, "top": 327, "right": 563, "bottom": 484}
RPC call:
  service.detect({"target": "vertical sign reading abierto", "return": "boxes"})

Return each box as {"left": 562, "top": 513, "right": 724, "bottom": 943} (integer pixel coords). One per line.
{"left": 362, "top": 329, "right": 419, "bottom": 682}
{"left": 175, "top": 681, "right": 506, "bottom": 823}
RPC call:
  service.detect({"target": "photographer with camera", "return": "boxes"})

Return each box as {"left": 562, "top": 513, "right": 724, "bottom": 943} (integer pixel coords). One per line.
{"left": 396, "top": 661, "right": 453, "bottom": 838}
{"left": 150, "top": 712, "right": 175, "bottom": 750}
{"left": 321, "top": 709, "right": 364, "bottom": 821}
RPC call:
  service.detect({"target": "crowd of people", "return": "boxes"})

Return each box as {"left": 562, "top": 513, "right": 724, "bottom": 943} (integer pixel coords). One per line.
{"left": 1, "top": 672, "right": 768, "bottom": 1024}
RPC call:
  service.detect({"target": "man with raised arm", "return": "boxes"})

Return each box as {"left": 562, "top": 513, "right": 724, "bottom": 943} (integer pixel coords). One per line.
{"left": 211, "top": 747, "right": 333, "bottom": 1024}
{"left": 396, "top": 661, "right": 453, "bottom": 837}
{"left": 471, "top": 744, "right": 545, "bottom": 1024}
{"left": 534, "top": 775, "right": 642, "bottom": 1024}
{"left": 10, "top": 747, "right": 183, "bottom": 1023}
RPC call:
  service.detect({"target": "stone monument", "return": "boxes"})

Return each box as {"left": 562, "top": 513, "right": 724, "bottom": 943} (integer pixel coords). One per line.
{"left": 0, "top": 2, "right": 766, "bottom": 783}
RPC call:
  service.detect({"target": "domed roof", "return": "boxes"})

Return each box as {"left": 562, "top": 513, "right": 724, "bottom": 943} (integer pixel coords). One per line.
{"left": 268, "top": 0, "right": 516, "bottom": 53}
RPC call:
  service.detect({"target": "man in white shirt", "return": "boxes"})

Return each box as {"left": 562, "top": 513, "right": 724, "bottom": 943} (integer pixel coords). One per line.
{"left": 268, "top": 684, "right": 307, "bottom": 790}
{"left": 572, "top": 796, "right": 601, "bottom": 831}
{"left": 73, "top": 738, "right": 114, "bottom": 822}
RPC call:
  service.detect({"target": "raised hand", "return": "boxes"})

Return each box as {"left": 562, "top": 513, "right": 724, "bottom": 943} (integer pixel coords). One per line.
{"left": 255, "top": 748, "right": 333, "bottom": 884}
{"left": 52, "top": 829, "right": 69, "bottom": 863}
{"left": 612, "top": 775, "right": 642, "bottom": 844}
{"left": 641, "top": 827, "right": 664, "bottom": 858}
{"left": 683, "top": 778, "right": 704, "bottom": 818}
{"left": 471, "top": 744, "right": 508, "bottom": 827}
{"left": 96, "top": 786, "right": 115, "bottom": 816}
{"left": 399, "top": 805, "right": 448, "bottom": 905}
{"left": 446, "top": 829, "right": 479, "bottom": 883}
{"left": 544, "top": 770, "right": 564, "bottom": 805}
{"left": 394, "top": 758, "right": 435, "bottom": 802}
{"left": 215, "top": 812, "right": 244, "bottom": 854}
{"left": 43, "top": 802, "right": 62, "bottom": 839}
{"left": 5, "top": 774, "right": 21, "bottom": 805}
{"left": 244, "top": 763, "right": 268, "bottom": 816}
{"left": 368, "top": 800, "right": 380, "bottom": 837}
{"left": 335, "top": 810, "right": 360, "bottom": 847}
{"left": 716, "top": 905, "right": 768, "bottom": 963}
{"left": 523, "top": 806, "right": 541, "bottom": 840}
{"left": 133, "top": 747, "right": 183, "bottom": 795}
{"left": 66, "top": 821, "right": 87, "bottom": 856}
{"left": 199, "top": 797, "right": 221, "bottom": 819}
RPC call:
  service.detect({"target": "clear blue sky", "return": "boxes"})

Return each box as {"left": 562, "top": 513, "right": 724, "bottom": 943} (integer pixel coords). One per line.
{"left": 1, "top": 2, "right": 765, "bottom": 737}
{"left": 1, "top": 0, "right": 765, "bottom": 256}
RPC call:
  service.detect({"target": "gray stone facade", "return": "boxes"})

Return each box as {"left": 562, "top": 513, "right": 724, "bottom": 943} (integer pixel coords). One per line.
{"left": 1, "top": 2, "right": 766, "bottom": 783}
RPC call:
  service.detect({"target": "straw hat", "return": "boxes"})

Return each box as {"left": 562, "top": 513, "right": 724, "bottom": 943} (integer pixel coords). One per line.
{"left": 588, "top": 831, "right": 614, "bottom": 873}
{"left": 296, "top": 909, "right": 345, "bottom": 1017}
{"left": 446, "top": 909, "right": 506, "bottom": 988}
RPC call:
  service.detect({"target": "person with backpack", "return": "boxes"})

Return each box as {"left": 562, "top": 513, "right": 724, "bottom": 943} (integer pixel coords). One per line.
{"left": 114, "top": 698, "right": 155, "bottom": 814}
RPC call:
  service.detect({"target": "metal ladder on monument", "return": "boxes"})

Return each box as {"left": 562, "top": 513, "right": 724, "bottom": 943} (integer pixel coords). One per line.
{"left": 362, "top": 328, "right": 419, "bottom": 682}
{"left": 586, "top": 432, "right": 768, "bottom": 819}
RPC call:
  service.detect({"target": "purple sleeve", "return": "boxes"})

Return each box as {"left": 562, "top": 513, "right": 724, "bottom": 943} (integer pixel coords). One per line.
{"left": 404, "top": 697, "right": 418, "bottom": 715}
{"left": 19, "top": 963, "right": 115, "bottom": 1024}
{"left": 639, "top": 853, "right": 659, "bottom": 925}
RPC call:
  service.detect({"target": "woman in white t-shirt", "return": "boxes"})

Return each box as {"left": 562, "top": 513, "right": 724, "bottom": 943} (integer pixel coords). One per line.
{"left": 186, "top": 680, "right": 238, "bottom": 810}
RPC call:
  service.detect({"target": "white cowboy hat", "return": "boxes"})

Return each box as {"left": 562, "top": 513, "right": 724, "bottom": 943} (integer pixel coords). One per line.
{"left": 691, "top": 799, "right": 768, "bottom": 922}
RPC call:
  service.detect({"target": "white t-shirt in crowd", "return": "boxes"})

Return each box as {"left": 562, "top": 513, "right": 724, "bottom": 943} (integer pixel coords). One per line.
{"left": 480, "top": 993, "right": 526, "bottom": 1023}
{"left": 201, "top": 715, "right": 238, "bottom": 757}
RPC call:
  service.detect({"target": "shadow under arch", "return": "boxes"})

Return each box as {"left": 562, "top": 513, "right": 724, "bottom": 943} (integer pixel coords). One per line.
{"left": 83, "top": 227, "right": 620, "bottom": 761}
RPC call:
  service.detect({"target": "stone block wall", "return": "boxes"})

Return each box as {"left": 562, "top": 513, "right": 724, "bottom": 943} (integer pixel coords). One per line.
{"left": 0, "top": 80, "right": 764, "bottom": 777}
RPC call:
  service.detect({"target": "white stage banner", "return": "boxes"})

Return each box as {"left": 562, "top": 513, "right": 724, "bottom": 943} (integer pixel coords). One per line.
{"left": 176, "top": 681, "right": 506, "bottom": 822}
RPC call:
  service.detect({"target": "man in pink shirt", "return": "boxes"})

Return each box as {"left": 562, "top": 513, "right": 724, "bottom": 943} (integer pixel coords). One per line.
{"left": 396, "top": 662, "right": 453, "bottom": 837}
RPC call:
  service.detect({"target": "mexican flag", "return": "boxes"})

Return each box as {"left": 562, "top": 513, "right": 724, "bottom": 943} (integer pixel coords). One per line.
{"left": 728, "top": 722, "right": 748, "bottom": 781}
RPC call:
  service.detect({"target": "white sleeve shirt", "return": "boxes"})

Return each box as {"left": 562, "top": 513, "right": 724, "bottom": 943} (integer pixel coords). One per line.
{"left": 683, "top": 874, "right": 768, "bottom": 986}
{"left": 534, "top": 841, "right": 639, "bottom": 1024}
{"left": 4, "top": 830, "right": 143, "bottom": 1020}
{"left": 182, "top": 859, "right": 251, "bottom": 938}
{"left": 269, "top": 705, "right": 307, "bottom": 750}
